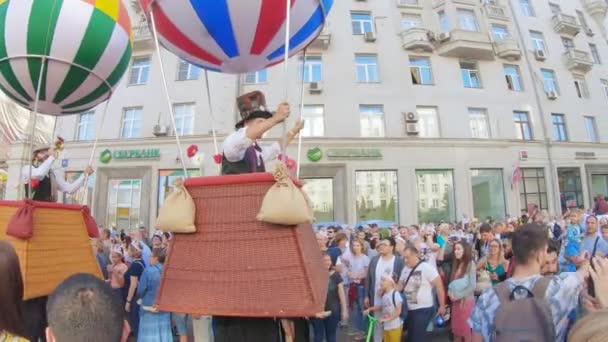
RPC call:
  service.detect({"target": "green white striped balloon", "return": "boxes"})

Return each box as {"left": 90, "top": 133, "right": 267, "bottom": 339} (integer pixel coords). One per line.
{"left": 0, "top": 0, "right": 132, "bottom": 116}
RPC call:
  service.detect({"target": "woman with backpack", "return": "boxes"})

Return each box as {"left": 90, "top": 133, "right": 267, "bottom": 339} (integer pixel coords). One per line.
{"left": 448, "top": 241, "right": 476, "bottom": 342}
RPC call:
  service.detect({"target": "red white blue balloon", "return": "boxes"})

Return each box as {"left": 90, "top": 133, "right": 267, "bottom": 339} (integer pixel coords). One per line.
{"left": 139, "top": 0, "right": 333, "bottom": 74}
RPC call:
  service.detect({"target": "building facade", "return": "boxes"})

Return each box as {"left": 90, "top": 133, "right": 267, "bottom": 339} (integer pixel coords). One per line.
{"left": 4, "top": 0, "right": 608, "bottom": 230}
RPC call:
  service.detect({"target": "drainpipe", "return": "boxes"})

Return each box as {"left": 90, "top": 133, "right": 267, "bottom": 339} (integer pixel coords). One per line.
{"left": 507, "top": 0, "right": 560, "bottom": 213}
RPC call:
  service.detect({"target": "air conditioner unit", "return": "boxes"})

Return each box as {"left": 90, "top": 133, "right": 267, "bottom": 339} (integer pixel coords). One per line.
{"left": 406, "top": 123, "right": 419, "bottom": 135}
{"left": 153, "top": 125, "right": 168, "bottom": 136}
{"left": 403, "top": 111, "right": 419, "bottom": 123}
{"left": 546, "top": 90, "right": 558, "bottom": 100}
{"left": 309, "top": 82, "right": 323, "bottom": 94}
{"left": 438, "top": 32, "right": 450, "bottom": 42}
{"left": 586, "top": 28, "right": 594, "bottom": 36}
{"left": 364, "top": 31, "right": 377, "bottom": 42}
{"left": 534, "top": 49, "right": 546, "bottom": 61}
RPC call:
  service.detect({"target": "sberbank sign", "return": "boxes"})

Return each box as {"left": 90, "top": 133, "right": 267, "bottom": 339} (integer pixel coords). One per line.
{"left": 100, "top": 148, "right": 161, "bottom": 163}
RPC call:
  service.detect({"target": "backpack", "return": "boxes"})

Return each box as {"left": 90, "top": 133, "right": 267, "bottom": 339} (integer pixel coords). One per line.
{"left": 391, "top": 291, "right": 408, "bottom": 321}
{"left": 492, "top": 277, "right": 555, "bottom": 342}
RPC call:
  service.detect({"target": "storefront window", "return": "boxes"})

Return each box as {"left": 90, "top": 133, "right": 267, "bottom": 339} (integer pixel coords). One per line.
{"left": 519, "top": 168, "right": 548, "bottom": 212}
{"left": 591, "top": 175, "right": 608, "bottom": 200}
{"left": 470, "top": 169, "right": 506, "bottom": 220}
{"left": 356, "top": 170, "right": 399, "bottom": 222}
{"left": 158, "top": 169, "right": 201, "bottom": 209}
{"left": 64, "top": 171, "right": 96, "bottom": 207}
{"left": 107, "top": 179, "right": 141, "bottom": 231}
{"left": 302, "top": 178, "right": 334, "bottom": 222}
{"left": 416, "top": 170, "right": 455, "bottom": 223}
{"left": 558, "top": 168, "right": 583, "bottom": 213}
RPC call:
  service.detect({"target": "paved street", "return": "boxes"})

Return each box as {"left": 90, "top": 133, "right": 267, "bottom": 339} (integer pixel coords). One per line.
{"left": 336, "top": 325, "right": 451, "bottom": 342}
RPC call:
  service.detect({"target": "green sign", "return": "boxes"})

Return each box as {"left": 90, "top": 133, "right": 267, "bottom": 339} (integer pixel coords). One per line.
{"left": 100, "top": 148, "right": 161, "bottom": 164}
{"left": 326, "top": 148, "right": 382, "bottom": 160}
{"left": 307, "top": 147, "right": 323, "bottom": 162}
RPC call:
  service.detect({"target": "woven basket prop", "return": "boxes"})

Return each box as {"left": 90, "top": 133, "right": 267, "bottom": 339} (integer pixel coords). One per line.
{"left": 155, "top": 173, "right": 328, "bottom": 317}
{"left": 0, "top": 200, "right": 102, "bottom": 300}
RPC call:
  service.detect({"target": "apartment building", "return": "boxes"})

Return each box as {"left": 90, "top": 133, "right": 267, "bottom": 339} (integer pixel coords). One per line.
{"left": 4, "top": 0, "right": 608, "bottom": 229}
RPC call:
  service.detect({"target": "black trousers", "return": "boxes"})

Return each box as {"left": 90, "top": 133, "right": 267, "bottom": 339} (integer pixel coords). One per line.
{"left": 23, "top": 296, "right": 48, "bottom": 342}
{"left": 214, "top": 317, "right": 281, "bottom": 342}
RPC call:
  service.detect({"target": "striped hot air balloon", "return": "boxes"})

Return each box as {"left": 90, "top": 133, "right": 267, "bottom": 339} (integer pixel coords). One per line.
{"left": 139, "top": 0, "right": 333, "bottom": 74}
{"left": 0, "top": 0, "right": 132, "bottom": 116}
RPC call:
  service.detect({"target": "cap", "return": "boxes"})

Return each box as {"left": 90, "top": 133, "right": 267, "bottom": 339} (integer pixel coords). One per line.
{"left": 32, "top": 144, "right": 50, "bottom": 154}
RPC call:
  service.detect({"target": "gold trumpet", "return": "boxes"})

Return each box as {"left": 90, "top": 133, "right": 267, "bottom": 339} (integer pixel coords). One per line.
{"left": 54, "top": 136, "right": 65, "bottom": 152}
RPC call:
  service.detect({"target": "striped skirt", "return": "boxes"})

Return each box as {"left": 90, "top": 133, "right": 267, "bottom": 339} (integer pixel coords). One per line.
{"left": 137, "top": 310, "right": 173, "bottom": 342}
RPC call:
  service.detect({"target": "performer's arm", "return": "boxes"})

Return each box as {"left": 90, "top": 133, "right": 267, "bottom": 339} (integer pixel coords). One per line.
{"left": 22, "top": 156, "right": 55, "bottom": 181}
{"left": 222, "top": 128, "right": 254, "bottom": 163}
{"left": 262, "top": 120, "right": 305, "bottom": 162}
{"left": 55, "top": 167, "right": 93, "bottom": 194}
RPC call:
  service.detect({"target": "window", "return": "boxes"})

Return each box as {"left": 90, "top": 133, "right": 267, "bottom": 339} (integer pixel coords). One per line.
{"left": 106, "top": 179, "right": 142, "bottom": 231}
{"left": 128, "top": 57, "right": 150, "bottom": 85}
{"left": 541, "top": 69, "right": 559, "bottom": 94}
{"left": 401, "top": 13, "right": 423, "bottom": 30}
{"left": 359, "top": 105, "right": 385, "bottom": 137}
{"left": 573, "top": 76, "right": 589, "bottom": 99}
{"left": 420, "top": 199, "right": 427, "bottom": 209}
{"left": 601, "top": 79, "right": 608, "bottom": 99}
{"left": 469, "top": 108, "right": 490, "bottom": 139}
{"left": 75, "top": 111, "right": 95, "bottom": 141}
{"left": 355, "top": 55, "right": 379, "bottom": 83}
{"left": 460, "top": 61, "right": 481, "bottom": 88}
{"left": 158, "top": 170, "right": 201, "bottom": 209}
{"left": 176, "top": 60, "right": 200, "bottom": 81}
{"left": 491, "top": 25, "right": 509, "bottom": 41}
{"left": 303, "top": 178, "right": 334, "bottom": 221}
{"left": 519, "top": 168, "right": 548, "bottom": 212}
{"left": 399, "top": 0, "right": 419, "bottom": 5}
{"left": 504, "top": 64, "right": 523, "bottom": 91}
{"left": 519, "top": 0, "right": 535, "bottom": 16}
{"left": 416, "top": 170, "right": 456, "bottom": 222}
{"left": 409, "top": 56, "right": 433, "bottom": 85}
{"left": 351, "top": 12, "right": 373, "bottom": 35}
{"left": 551, "top": 113, "right": 568, "bottom": 141}
{"left": 513, "top": 111, "right": 533, "bottom": 140}
{"left": 416, "top": 106, "right": 440, "bottom": 138}
{"left": 120, "top": 107, "right": 143, "bottom": 139}
{"left": 244, "top": 69, "right": 268, "bottom": 84}
{"left": 577, "top": 10, "right": 590, "bottom": 31}
{"left": 301, "top": 56, "right": 322, "bottom": 83}
{"left": 470, "top": 169, "right": 506, "bottom": 220}
{"left": 561, "top": 37, "right": 575, "bottom": 51}
{"left": 356, "top": 171, "right": 399, "bottom": 222}
{"left": 173, "top": 103, "right": 195, "bottom": 136}
{"left": 438, "top": 11, "right": 449, "bottom": 33}
{"left": 431, "top": 183, "right": 439, "bottom": 193}
{"left": 530, "top": 31, "right": 547, "bottom": 53}
{"left": 558, "top": 168, "right": 583, "bottom": 212}
{"left": 301, "top": 105, "right": 325, "bottom": 137}
{"left": 457, "top": 9, "right": 479, "bottom": 32}
{"left": 590, "top": 44, "right": 601, "bottom": 64}
{"left": 584, "top": 116, "right": 598, "bottom": 142}
{"left": 549, "top": 3, "right": 561, "bottom": 15}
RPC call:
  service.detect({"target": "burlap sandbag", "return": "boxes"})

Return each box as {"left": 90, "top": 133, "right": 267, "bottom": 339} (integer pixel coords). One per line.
{"left": 257, "top": 163, "right": 313, "bottom": 225}
{"left": 156, "top": 178, "right": 196, "bottom": 233}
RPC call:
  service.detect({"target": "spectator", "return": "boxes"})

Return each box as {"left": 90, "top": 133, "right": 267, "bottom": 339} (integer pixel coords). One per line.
{"left": 363, "top": 275, "right": 403, "bottom": 342}
{"left": 365, "top": 238, "right": 405, "bottom": 342}
{"left": 346, "top": 240, "right": 370, "bottom": 337}
{"left": 101, "top": 228, "right": 112, "bottom": 250}
{"left": 138, "top": 226, "right": 152, "bottom": 248}
{"left": 593, "top": 194, "right": 608, "bottom": 216}
{"left": 122, "top": 236, "right": 133, "bottom": 264}
{"left": 541, "top": 241, "right": 559, "bottom": 277}
{"left": 0, "top": 241, "right": 28, "bottom": 341}
{"left": 151, "top": 233, "right": 163, "bottom": 249}
{"left": 311, "top": 253, "right": 347, "bottom": 342}
{"left": 476, "top": 239, "right": 508, "bottom": 286}
{"left": 601, "top": 224, "right": 608, "bottom": 242}
{"left": 136, "top": 248, "right": 172, "bottom": 341}
{"left": 328, "top": 232, "right": 348, "bottom": 266}
{"left": 107, "top": 246, "right": 128, "bottom": 300}
{"left": 326, "top": 227, "right": 337, "bottom": 248}
{"left": 46, "top": 273, "right": 126, "bottom": 342}
{"left": 474, "top": 223, "right": 494, "bottom": 259}
{"left": 469, "top": 223, "right": 589, "bottom": 342}
{"left": 399, "top": 226, "right": 409, "bottom": 242}
{"left": 561, "top": 210, "right": 584, "bottom": 272}
{"left": 567, "top": 310, "right": 608, "bottom": 342}
{"left": 172, "top": 314, "right": 190, "bottom": 342}
{"left": 390, "top": 226, "right": 399, "bottom": 238}
{"left": 94, "top": 239, "right": 110, "bottom": 280}
{"left": 134, "top": 231, "right": 152, "bottom": 267}
{"left": 560, "top": 215, "right": 608, "bottom": 272}
{"left": 368, "top": 231, "right": 381, "bottom": 259}
{"left": 356, "top": 230, "right": 371, "bottom": 254}
{"left": 316, "top": 232, "right": 328, "bottom": 252}
{"left": 124, "top": 241, "right": 146, "bottom": 340}
{"left": 394, "top": 236, "right": 406, "bottom": 256}
{"left": 161, "top": 232, "right": 171, "bottom": 249}
{"left": 436, "top": 223, "right": 449, "bottom": 249}
{"left": 448, "top": 241, "right": 476, "bottom": 342}
{"left": 398, "top": 245, "right": 446, "bottom": 342}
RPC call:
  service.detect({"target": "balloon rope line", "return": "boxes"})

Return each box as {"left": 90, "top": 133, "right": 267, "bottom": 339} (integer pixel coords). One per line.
{"left": 280, "top": 0, "right": 292, "bottom": 159}
{"left": 203, "top": 70, "right": 220, "bottom": 174}
{"left": 25, "top": 56, "right": 46, "bottom": 200}
{"left": 295, "top": 49, "right": 307, "bottom": 179}
{"left": 149, "top": 8, "right": 188, "bottom": 176}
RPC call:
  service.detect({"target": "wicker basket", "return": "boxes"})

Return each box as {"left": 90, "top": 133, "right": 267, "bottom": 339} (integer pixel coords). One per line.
{"left": 155, "top": 173, "right": 328, "bottom": 317}
{"left": 0, "top": 200, "right": 103, "bottom": 300}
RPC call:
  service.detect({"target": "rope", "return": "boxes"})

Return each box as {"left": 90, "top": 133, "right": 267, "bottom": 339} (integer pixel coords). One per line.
{"left": 203, "top": 70, "right": 221, "bottom": 174}
{"left": 25, "top": 56, "right": 47, "bottom": 200}
{"left": 295, "top": 49, "right": 307, "bottom": 179}
{"left": 280, "top": 0, "right": 292, "bottom": 159}
{"left": 149, "top": 8, "right": 188, "bottom": 176}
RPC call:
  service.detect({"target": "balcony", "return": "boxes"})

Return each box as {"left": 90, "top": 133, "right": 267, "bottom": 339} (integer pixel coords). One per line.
{"left": 484, "top": 4, "right": 509, "bottom": 21}
{"left": 493, "top": 38, "right": 521, "bottom": 61}
{"left": 563, "top": 49, "right": 593, "bottom": 73}
{"left": 582, "top": 0, "right": 608, "bottom": 19}
{"left": 400, "top": 28, "right": 434, "bottom": 53}
{"left": 309, "top": 26, "right": 331, "bottom": 50}
{"left": 435, "top": 29, "right": 494, "bottom": 60}
{"left": 552, "top": 13, "right": 581, "bottom": 36}
{"left": 133, "top": 24, "right": 154, "bottom": 50}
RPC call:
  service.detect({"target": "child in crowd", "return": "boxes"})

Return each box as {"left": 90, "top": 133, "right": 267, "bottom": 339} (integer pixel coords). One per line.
{"left": 107, "top": 246, "right": 128, "bottom": 300}
{"left": 363, "top": 275, "right": 403, "bottom": 342}
{"left": 564, "top": 209, "right": 584, "bottom": 272}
